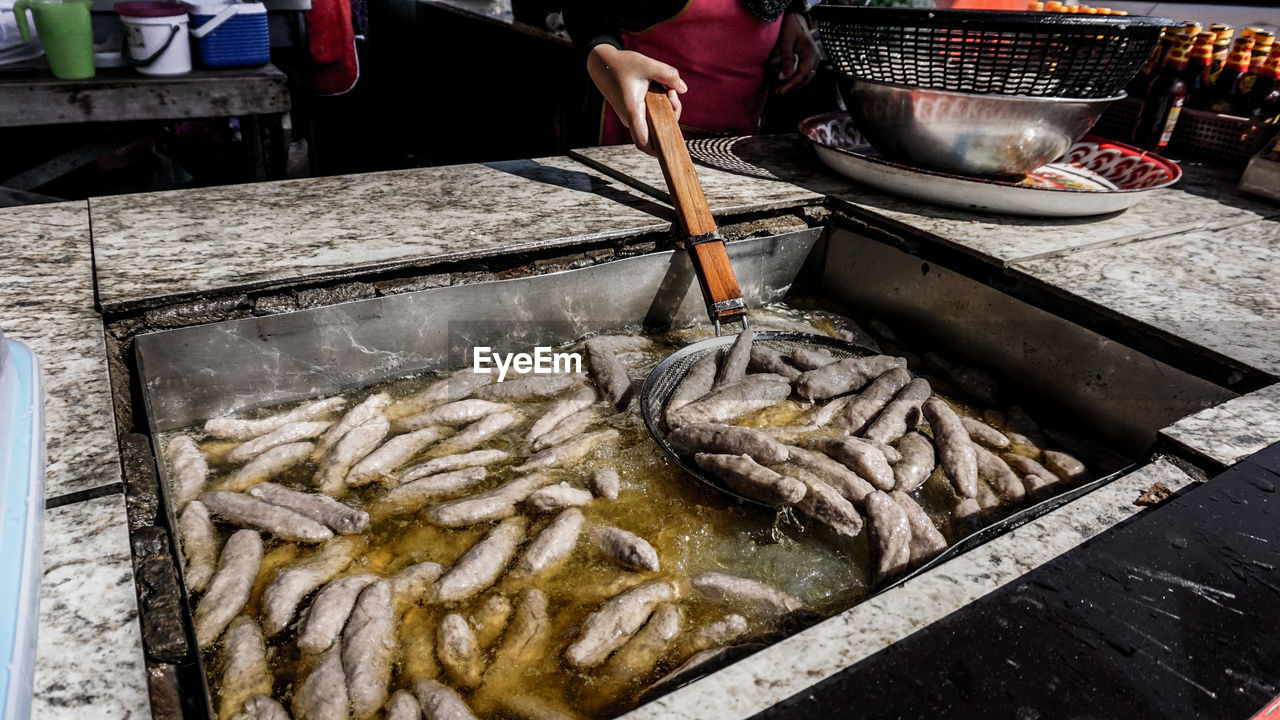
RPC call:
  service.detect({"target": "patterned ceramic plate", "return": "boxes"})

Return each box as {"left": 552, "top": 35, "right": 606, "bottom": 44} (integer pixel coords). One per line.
{"left": 799, "top": 112, "right": 1182, "bottom": 217}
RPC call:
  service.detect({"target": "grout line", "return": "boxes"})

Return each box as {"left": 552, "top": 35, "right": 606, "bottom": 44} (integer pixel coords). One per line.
{"left": 46, "top": 482, "right": 124, "bottom": 510}
{"left": 1006, "top": 220, "right": 1208, "bottom": 265}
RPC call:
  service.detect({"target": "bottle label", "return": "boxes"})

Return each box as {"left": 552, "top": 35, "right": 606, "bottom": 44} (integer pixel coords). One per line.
{"left": 1159, "top": 99, "right": 1184, "bottom": 147}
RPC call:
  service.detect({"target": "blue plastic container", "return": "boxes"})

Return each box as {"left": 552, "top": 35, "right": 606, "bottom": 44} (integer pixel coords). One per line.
{"left": 0, "top": 331, "right": 46, "bottom": 720}
{"left": 185, "top": 1, "right": 269, "bottom": 68}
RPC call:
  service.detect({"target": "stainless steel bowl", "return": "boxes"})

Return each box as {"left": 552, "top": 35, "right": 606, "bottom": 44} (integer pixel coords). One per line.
{"left": 841, "top": 79, "right": 1124, "bottom": 177}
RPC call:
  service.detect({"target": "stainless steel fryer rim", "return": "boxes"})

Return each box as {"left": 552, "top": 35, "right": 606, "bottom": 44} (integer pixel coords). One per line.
{"left": 639, "top": 329, "right": 878, "bottom": 507}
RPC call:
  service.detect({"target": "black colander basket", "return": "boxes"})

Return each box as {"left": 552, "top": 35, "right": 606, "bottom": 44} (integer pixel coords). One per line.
{"left": 812, "top": 6, "right": 1172, "bottom": 98}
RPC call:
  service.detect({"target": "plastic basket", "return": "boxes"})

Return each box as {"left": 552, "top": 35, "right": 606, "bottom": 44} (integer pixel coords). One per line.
{"left": 1169, "top": 109, "right": 1280, "bottom": 169}
{"left": 185, "top": 2, "right": 269, "bottom": 68}
{"left": 812, "top": 6, "right": 1170, "bottom": 98}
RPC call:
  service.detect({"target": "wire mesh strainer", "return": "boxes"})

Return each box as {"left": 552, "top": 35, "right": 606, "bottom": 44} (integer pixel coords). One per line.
{"left": 812, "top": 6, "right": 1171, "bottom": 98}
{"left": 640, "top": 331, "right": 876, "bottom": 506}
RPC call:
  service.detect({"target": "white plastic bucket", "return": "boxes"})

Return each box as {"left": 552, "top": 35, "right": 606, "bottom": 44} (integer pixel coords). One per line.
{"left": 115, "top": 1, "right": 190, "bottom": 75}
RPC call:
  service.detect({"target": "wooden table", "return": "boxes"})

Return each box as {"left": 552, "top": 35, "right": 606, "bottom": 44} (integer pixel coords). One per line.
{"left": 0, "top": 63, "right": 291, "bottom": 186}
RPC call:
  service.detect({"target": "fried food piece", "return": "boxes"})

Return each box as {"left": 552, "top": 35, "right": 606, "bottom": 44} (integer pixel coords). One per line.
{"left": 389, "top": 561, "right": 446, "bottom": 611}
{"left": 167, "top": 435, "right": 208, "bottom": 510}
{"left": 470, "top": 594, "right": 513, "bottom": 650}
{"left": 427, "top": 473, "right": 554, "bottom": 528}
{"left": 472, "top": 374, "right": 578, "bottom": 402}
{"left": 194, "top": 530, "right": 263, "bottom": 647}
{"left": 530, "top": 408, "right": 601, "bottom": 451}
{"left": 974, "top": 445, "right": 1025, "bottom": 502}
{"left": 512, "top": 508, "right": 584, "bottom": 581}
{"left": 600, "top": 603, "right": 682, "bottom": 682}
{"left": 292, "top": 645, "right": 349, "bottom": 720}
{"left": 694, "top": 453, "right": 806, "bottom": 506}
{"left": 840, "top": 367, "right": 911, "bottom": 434}
{"left": 789, "top": 347, "right": 837, "bottom": 370}
{"left": 665, "top": 351, "right": 720, "bottom": 423}
{"left": 863, "top": 378, "right": 931, "bottom": 444}
{"left": 960, "top": 416, "right": 1011, "bottom": 450}
{"left": 228, "top": 421, "right": 332, "bottom": 465}
{"left": 891, "top": 432, "right": 935, "bottom": 493}
{"left": 386, "top": 690, "right": 423, "bottom": 720}
{"left": 564, "top": 581, "right": 677, "bottom": 669}
{"left": 201, "top": 490, "right": 334, "bottom": 542}
{"left": 438, "top": 613, "right": 484, "bottom": 689}
{"left": 586, "top": 337, "right": 635, "bottom": 411}
{"left": 525, "top": 482, "right": 594, "bottom": 513}
{"left": 388, "top": 370, "right": 493, "bottom": 419}
{"left": 794, "top": 355, "right": 907, "bottom": 401}
{"left": 591, "top": 467, "right": 620, "bottom": 500}
{"left": 591, "top": 525, "right": 660, "bottom": 572}
{"left": 690, "top": 572, "right": 802, "bottom": 616}
{"left": 398, "top": 449, "right": 509, "bottom": 483}
{"left": 808, "top": 436, "right": 895, "bottom": 491}
{"left": 262, "top": 537, "right": 362, "bottom": 635}
{"left": 714, "top": 329, "right": 754, "bottom": 389}
{"left": 922, "top": 398, "right": 979, "bottom": 499}
{"left": 229, "top": 694, "right": 289, "bottom": 720}
{"left": 809, "top": 395, "right": 852, "bottom": 428}
{"left": 427, "top": 411, "right": 521, "bottom": 459}
{"left": 1042, "top": 449, "right": 1092, "bottom": 484}
{"left": 789, "top": 468, "right": 864, "bottom": 538}
{"left": 178, "top": 500, "right": 218, "bottom": 592}
{"left": 527, "top": 386, "right": 597, "bottom": 445}
{"left": 665, "top": 374, "right": 792, "bottom": 429}
{"left": 395, "top": 399, "right": 512, "bottom": 433}
{"left": 413, "top": 678, "right": 478, "bottom": 720}
{"left": 218, "top": 442, "right": 315, "bottom": 492}
{"left": 514, "top": 429, "right": 619, "bottom": 472}
{"left": 316, "top": 416, "right": 389, "bottom": 494}
{"left": 667, "top": 423, "right": 790, "bottom": 465}
{"left": 297, "top": 573, "right": 379, "bottom": 654}
{"left": 204, "top": 397, "right": 346, "bottom": 441}
{"left": 864, "top": 491, "right": 911, "bottom": 583}
{"left": 344, "top": 580, "right": 396, "bottom": 718}
{"left": 434, "top": 516, "right": 528, "bottom": 602}
{"left": 248, "top": 482, "right": 370, "bottom": 534}
{"left": 487, "top": 589, "right": 550, "bottom": 681}
{"left": 1005, "top": 453, "right": 1059, "bottom": 497}
{"left": 374, "top": 468, "right": 488, "bottom": 517}
{"left": 889, "top": 491, "right": 947, "bottom": 566}
{"left": 748, "top": 345, "right": 802, "bottom": 380}
{"left": 785, "top": 445, "right": 875, "bottom": 506}
{"left": 218, "top": 616, "right": 272, "bottom": 720}
{"left": 348, "top": 426, "right": 452, "bottom": 487}
{"left": 314, "top": 392, "right": 391, "bottom": 460}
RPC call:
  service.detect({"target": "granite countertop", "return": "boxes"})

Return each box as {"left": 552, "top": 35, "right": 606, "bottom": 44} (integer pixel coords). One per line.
{"left": 6, "top": 139, "right": 1279, "bottom": 720}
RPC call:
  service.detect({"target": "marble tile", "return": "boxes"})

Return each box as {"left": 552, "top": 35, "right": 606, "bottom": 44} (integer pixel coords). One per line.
{"left": 621, "top": 459, "right": 1195, "bottom": 720}
{"left": 0, "top": 202, "right": 122, "bottom": 498}
{"left": 1012, "top": 220, "right": 1280, "bottom": 377}
{"left": 824, "top": 160, "right": 1280, "bottom": 266}
{"left": 90, "top": 158, "right": 675, "bottom": 311}
{"left": 569, "top": 138, "right": 826, "bottom": 216}
{"left": 1162, "top": 383, "right": 1280, "bottom": 466}
{"left": 32, "top": 493, "right": 149, "bottom": 720}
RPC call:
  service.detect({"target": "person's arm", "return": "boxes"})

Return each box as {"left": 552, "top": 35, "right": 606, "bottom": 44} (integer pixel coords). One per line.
{"left": 563, "top": 0, "right": 688, "bottom": 154}
{"left": 774, "top": 10, "right": 820, "bottom": 94}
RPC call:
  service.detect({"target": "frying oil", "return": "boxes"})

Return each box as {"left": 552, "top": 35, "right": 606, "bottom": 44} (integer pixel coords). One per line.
{"left": 162, "top": 302, "right": 1040, "bottom": 719}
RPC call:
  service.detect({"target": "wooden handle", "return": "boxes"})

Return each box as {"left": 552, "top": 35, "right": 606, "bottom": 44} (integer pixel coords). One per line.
{"left": 644, "top": 88, "right": 746, "bottom": 325}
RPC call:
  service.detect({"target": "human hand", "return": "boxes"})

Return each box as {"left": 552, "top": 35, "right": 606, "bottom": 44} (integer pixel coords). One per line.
{"left": 775, "top": 12, "right": 819, "bottom": 94}
{"left": 587, "top": 44, "right": 687, "bottom": 154}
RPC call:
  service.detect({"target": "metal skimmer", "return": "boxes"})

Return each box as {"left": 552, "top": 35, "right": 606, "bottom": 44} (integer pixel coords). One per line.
{"left": 636, "top": 88, "right": 877, "bottom": 504}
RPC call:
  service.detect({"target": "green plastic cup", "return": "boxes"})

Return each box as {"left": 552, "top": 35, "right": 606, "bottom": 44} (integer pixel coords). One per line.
{"left": 13, "top": 0, "right": 96, "bottom": 80}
